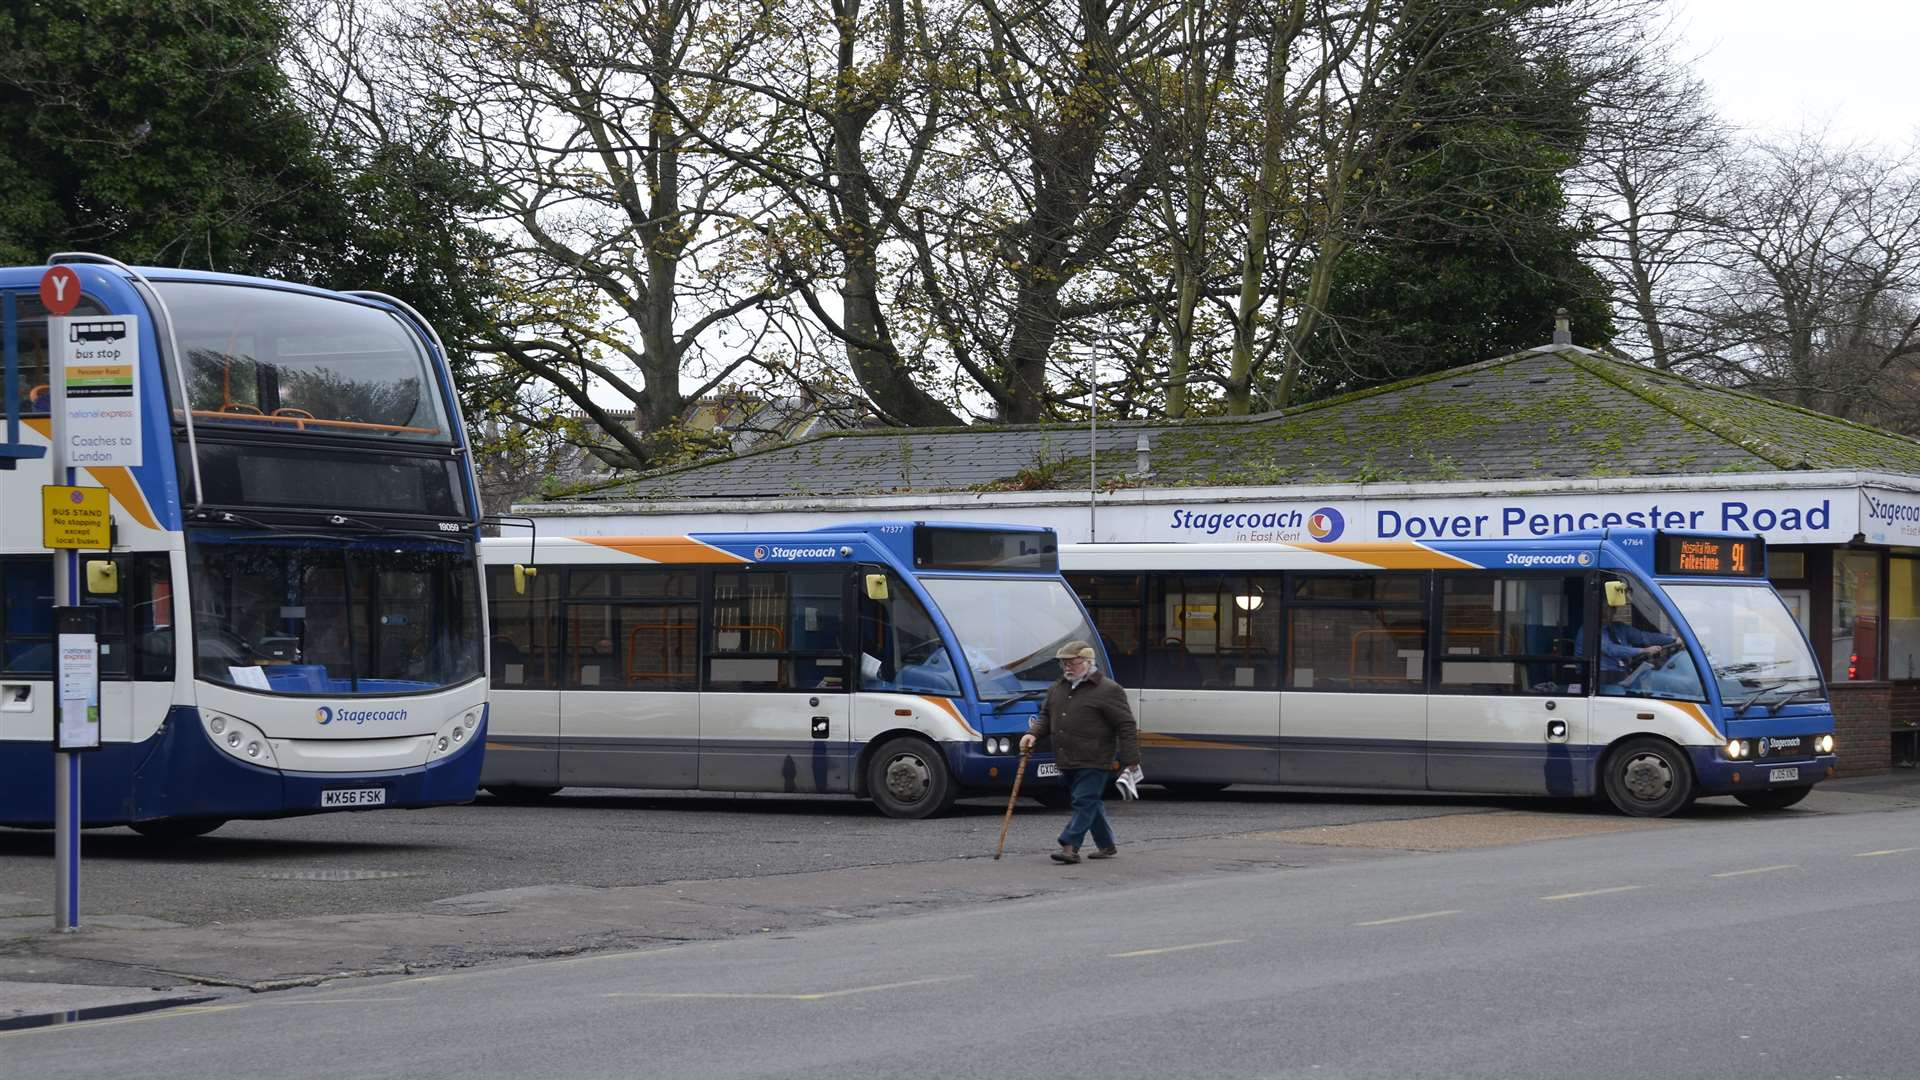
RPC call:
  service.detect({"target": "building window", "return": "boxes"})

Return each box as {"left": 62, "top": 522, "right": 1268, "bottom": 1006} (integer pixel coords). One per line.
{"left": 1833, "top": 551, "right": 1882, "bottom": 681}
{"left": 1891, "top": 557, "right": 1920, "bottom": 681}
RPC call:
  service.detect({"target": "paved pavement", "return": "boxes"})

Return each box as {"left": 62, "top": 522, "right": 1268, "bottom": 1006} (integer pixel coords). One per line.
{"left": 4, "top": 771, "right": 1918, "bottom": 1023}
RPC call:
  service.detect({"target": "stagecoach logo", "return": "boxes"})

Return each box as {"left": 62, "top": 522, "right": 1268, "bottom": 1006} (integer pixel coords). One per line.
{"left": 1577, "top": 551, "right": 1594, "bottom": 566}
{"left": 1760, "top": 736, "right": 1801, "bottom": 754}
{"left": 315, "top": 706, "right": 408, "bottom": 726}
{"left": 753, "top": 545, "right": 840, "bottom": 561}
{"left": 1307, "top": 507, "right": 1345, "bottom": 543}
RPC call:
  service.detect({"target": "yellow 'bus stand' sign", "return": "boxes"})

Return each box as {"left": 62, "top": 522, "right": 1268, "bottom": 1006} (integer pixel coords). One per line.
{"left": 42, "top": 485, "right": 110, "bottom": 549}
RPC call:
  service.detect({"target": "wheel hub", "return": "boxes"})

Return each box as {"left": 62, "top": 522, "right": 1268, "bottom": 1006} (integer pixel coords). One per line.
{"left": 883, "top": 755, "right": 930, "bottom": 802}
{"left": 1622, "top": 753, "right": 1673, "bottom": 802}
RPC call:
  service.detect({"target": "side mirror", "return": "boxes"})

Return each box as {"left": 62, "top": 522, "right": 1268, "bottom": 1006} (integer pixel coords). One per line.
{"left": 1604, "top": 580, "right": 1629, "bottom": 608}
{"left": 85, "top": 560, "right": 119, "bottom": 595}
{"left": 864, "top": 573, "right": 889, "bottom": 601}
{"left": 514, "top": 563, "right": 538, "bottom": 595}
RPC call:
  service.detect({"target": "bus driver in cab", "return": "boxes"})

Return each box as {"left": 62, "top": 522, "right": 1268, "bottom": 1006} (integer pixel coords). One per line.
{"left": 1582, "top": 582, "right": 1692, "bottom": 697}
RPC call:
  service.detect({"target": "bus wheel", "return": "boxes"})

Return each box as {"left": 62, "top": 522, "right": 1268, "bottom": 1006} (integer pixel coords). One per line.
{"left": 1734, "top": 786, "right": 1812, "bottom": 811}
{"left": 1602, "top": 738, "right": 1695, "bottom": 818}
{"left": 484, "top": 786, "right": 563, "bottom": 804}
{"left": 866, "top": 737, "right": 958, "bottom": 819}
{"left": 129, "top": 818, "right": 227, "bottom": 840}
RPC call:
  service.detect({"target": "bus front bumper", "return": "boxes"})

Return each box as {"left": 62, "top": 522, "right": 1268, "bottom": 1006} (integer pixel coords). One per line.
{"left": 1690, "top": 748, "right": 1838, "bottom": 795}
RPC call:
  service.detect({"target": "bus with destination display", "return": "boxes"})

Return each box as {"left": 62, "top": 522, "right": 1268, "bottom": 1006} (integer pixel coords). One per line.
{"left": 1, "top": 255, "right": 486, "bottom": 837}
{"left": 479, "top": 522, "right": 1099, "bottom": 818}
{"left": 1062, "top": 529, "right": 1834, "bottom": 816}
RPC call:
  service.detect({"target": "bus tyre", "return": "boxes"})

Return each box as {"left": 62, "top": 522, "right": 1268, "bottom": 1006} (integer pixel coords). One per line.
{"left": 866, "top": 737, "right": 958, "bottom": 819}
{"left": 129, "top": 818, "right": 226, "bottom": 840}
{"left": 1602, "top": 738, "right": 1695, "bottom": 818}
{"left": 1734, "top": 786, "right": 1812, "bottom": 811}
{"left": 484, "top": 786, "right": 562, "bottom": 804}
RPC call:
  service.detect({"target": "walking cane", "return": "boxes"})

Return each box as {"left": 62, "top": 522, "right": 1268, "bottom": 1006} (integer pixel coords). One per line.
{"left": 993, "top": 748, "right": 1032, "bottom": 860}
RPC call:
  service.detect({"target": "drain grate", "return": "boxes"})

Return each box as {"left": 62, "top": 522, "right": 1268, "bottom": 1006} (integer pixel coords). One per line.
{"left": 250, "top": 869, "right": 419, "bottom": 882}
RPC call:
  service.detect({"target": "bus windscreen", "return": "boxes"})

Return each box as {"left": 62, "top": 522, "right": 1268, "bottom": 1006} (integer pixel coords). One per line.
{"left": 913, "top": 527, "right": 1057, "bottom": 571}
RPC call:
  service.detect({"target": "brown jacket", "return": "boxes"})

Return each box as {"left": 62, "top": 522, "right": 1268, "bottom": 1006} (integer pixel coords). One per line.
{"left": 1029, "top": 669, "right": 1139, "bottom": 771}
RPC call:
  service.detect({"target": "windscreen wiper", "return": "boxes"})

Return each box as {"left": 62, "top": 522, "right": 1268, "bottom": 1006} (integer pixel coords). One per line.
{"left": 1734, "top": 680, "right": 1790, "bottom": 718}
{"left": 990, "top": 688, "right": 1049, "bottom": 711}
{"left": 1768, "top": 684, "right": 1827, "bottom": 715}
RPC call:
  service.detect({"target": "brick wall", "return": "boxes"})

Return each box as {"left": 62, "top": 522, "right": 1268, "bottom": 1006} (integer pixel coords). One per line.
{"left": 1891, "top": 680, "right": 1920, "bottom": 768}
{"left": 1830, "top": 683, "right": 1891, "bottom": 777}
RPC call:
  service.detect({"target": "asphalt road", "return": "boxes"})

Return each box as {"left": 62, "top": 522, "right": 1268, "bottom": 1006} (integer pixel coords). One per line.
{"left": 1, "top": 785, "right": 1636, "bottom": 925}
{"left": 7, "top": 799, "right": 1918, "bottom": 1079}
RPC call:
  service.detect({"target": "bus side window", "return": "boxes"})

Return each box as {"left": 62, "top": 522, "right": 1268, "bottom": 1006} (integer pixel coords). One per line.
{"left": 858, "top": 572, "right": 958, "bottom": 696}
{"left": 1286, "top": 573, "right": 1426, "bottom": 691}
{"left": 488, "top": 564, "right": 556, "bottom": 688}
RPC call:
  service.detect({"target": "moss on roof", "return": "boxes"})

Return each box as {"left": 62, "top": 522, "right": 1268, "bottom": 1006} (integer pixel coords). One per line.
{"left": 561, "top": 346, "right": 1920, "bottom": 502}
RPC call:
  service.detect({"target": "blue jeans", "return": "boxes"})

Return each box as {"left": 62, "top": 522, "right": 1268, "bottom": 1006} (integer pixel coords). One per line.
{"left": 1058, "top": 768, "right": 1116, "bottom": 851}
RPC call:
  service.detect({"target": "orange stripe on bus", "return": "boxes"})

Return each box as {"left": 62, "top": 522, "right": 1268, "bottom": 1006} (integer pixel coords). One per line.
{"left": 1141, "top": 732, "right": 1255, "bottom": 752}
{"left": 578, "top": 536, "right": 748, "bottom": 563}
{"left": 1674, "top": 702, "right": 1721, "bottom": 740}
{"left": 917, "top": 695, "right": 979, "bottom": 737}
{"left": 1277, "top": 541, "right": 1480, "bottom": 570}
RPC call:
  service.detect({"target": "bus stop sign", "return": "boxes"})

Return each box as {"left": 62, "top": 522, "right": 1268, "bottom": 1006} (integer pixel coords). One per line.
{"left": 40, "top": 266, "right": 80, "bottom": 315}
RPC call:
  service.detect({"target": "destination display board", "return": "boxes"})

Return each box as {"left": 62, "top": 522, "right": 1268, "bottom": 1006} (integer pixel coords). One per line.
{"left": 1656, "top": 534, "right": 1765, "bottom": 577}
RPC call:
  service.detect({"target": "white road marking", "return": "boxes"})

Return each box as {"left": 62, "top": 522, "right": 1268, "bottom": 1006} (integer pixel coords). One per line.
{"left": 1539, "top": 885, "right": 1643, "bottom": 901}
{"left": 1108, "top": 939, "right": 1245, "bottom": 958}
{"left": 1854, "top": 847, "right": 1919, "bottom": 857}
{"left": 1353, "top": 910, "right": 1462, "bottom": 927}
{"left": 608, "top": 975, "right": 971, "bottom": 1002}
{"left": 1710, "top": 864, "right": 1798, "bottom": 878}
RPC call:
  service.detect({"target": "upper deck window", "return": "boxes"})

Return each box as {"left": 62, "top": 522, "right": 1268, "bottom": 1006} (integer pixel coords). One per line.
{"left": 156, "top": 282, "right": 451, "bottom": 442}
{"left": 913, "top": 527, "right": 1057, "bottom": 572}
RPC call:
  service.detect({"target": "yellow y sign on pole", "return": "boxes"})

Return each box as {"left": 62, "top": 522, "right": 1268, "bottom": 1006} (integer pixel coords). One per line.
{"left": 41, "top": 484, "right": 110, "bottom": 549}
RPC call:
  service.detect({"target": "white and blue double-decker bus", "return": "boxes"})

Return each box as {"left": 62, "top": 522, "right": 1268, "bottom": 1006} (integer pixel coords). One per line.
{"left": 480, "top": 522, "right": 1099, "bottom": 817}
{"left": 1, "top": 257, "right": 486, "bottom": 837}
{"left": 1064, "top": 529, "right": 1837, "bottom": 816}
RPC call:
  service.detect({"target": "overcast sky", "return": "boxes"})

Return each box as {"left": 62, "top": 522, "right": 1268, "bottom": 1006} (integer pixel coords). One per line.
{"left": 1671, "top": 0, "right": 1919, "bottom": 147}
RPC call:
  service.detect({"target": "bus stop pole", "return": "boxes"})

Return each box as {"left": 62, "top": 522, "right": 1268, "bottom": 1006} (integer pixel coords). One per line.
{"left": 50, "top": 325, "right": 79, "bottom": 933}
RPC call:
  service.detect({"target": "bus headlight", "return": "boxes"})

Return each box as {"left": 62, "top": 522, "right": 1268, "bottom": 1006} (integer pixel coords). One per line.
{"left": 202, "top": 712, "right": 278, "bottom": 767}
{"left": 1817, "top": 734, "right": 1835, "bottom": 754}
{"left": 1725, "top": 739, "right": 1749, "bottom": 760}
{"left": 429, "top": 709, "right": 483, "bottom": 761}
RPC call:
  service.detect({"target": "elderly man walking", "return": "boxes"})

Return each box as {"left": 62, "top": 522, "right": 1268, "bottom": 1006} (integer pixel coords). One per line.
{"left": 1019, "top": 640, "right": 1140, "bottom": 864}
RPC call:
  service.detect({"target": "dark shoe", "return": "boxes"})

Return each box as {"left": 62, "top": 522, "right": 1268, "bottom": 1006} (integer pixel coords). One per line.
{"left": 1049, "top": 845, "right": 1081, "bottom": 864}
{"left": 1086, "top": 846, "right": 1118, "bottom": 860}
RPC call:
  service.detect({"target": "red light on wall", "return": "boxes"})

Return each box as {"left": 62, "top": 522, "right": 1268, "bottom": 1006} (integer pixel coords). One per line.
{"left": 1848, "top": 652, "right": 1859, "bottom": 679}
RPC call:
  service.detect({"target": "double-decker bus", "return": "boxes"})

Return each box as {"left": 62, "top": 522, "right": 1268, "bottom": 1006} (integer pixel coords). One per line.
{"left": 479, "top": 522, "right": 1098, "bottom": 818}
{"left": 1062, "top": 530, "right": 1835, "bottom": 816}
{"left": 1, "top": 256, "right": 486, "bottom": 837}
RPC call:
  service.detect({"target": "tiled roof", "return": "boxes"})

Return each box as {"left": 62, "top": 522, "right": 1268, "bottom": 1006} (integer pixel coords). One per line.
{"left": 559, "top": 346, "right": 1920, "bottom": 502}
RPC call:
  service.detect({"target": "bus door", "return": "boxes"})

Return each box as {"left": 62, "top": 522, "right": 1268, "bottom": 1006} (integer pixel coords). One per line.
{"left": 558, "top": 565, "right": 700, "bottom": 788}
{"left": 700, "top": 568, "right": 851, "bottom": 793}
{"left": 483, "top": 564, "right": 560, "bottom": 788}
{"left": 1144, "top": 573, "right": 1281, "bottom": 784}
{"left": 1427, "top": 571, "right": 1589, "bottom": 796}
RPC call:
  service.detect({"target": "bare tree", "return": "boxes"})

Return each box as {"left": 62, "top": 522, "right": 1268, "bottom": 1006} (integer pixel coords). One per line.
{"left": 1686, "top": 134, "right": 1920, "bottom": 425}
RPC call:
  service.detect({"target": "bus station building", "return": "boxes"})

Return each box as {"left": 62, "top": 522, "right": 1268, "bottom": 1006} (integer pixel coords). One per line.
{"left": 519, "top": 342, "right": 1920, "bottom": 775}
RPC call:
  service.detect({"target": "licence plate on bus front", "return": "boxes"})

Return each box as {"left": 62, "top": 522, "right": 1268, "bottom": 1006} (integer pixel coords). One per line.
{"left": 1036, "top": 763, "right": 1060, "bottom": 779}
{"left": 1768, "top": 767, "right": 1800, "bottom": 783}
{"left": 322, "top": 788, "right": 387, "bottom": 808}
